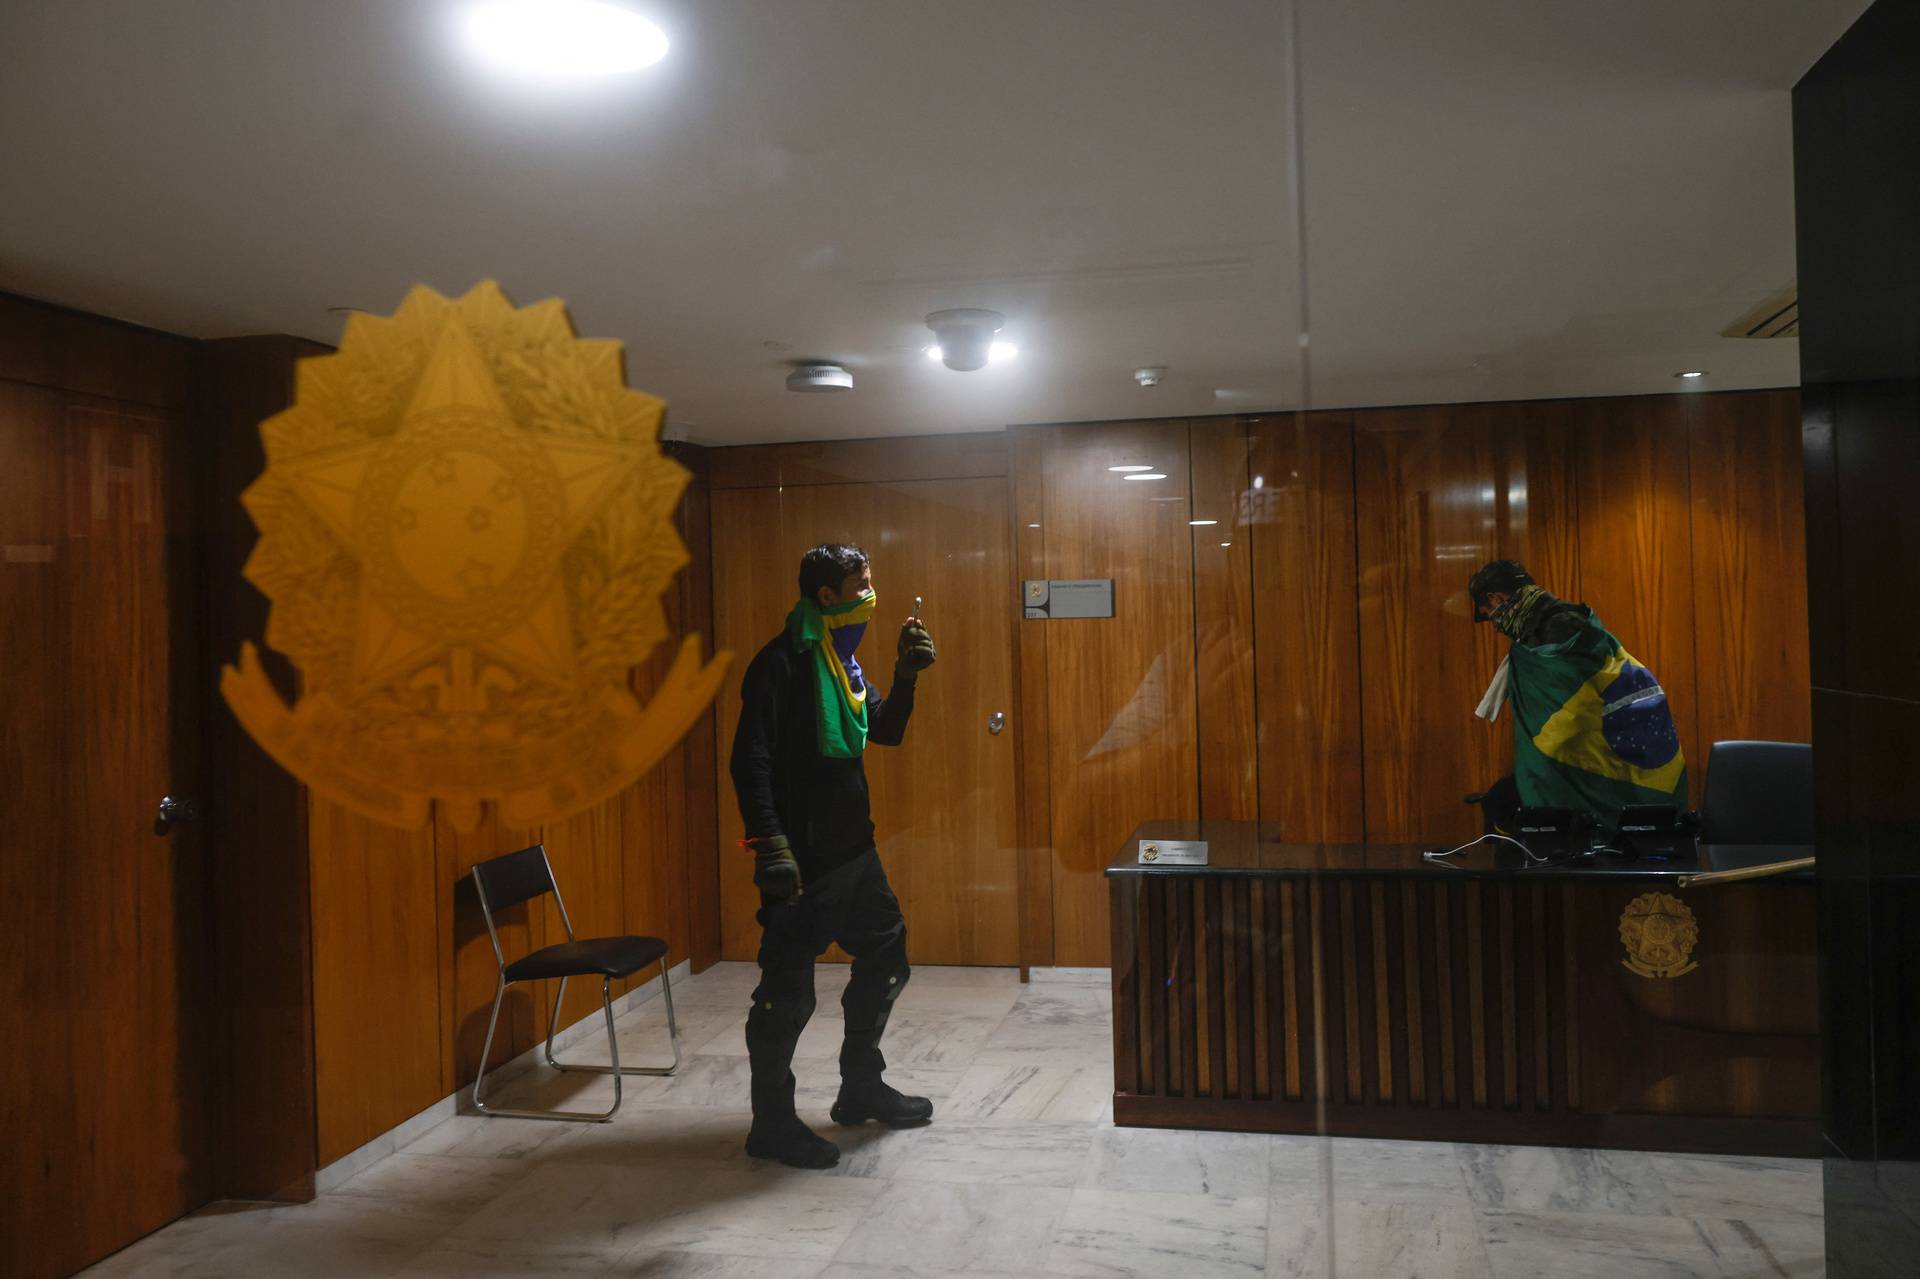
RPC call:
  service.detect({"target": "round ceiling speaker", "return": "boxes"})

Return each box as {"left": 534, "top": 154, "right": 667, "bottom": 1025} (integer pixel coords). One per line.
{"left": 785, "top": 362, "right": 853, "bottom": 392}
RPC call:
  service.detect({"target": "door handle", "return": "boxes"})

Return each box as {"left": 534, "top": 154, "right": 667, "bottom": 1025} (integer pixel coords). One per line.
{"left": 154, "top": 794, "right": 198, "bottom": 837}
{"left": 988, "top": 712, "right": 1005, "bottom": 736}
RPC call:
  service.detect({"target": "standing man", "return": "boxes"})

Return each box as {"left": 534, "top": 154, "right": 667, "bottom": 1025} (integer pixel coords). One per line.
{"left": 1469, "top": 559, "right": 1688, "bottom": 832}
{"left": 729, "top": 543, "right": 939, "bottom": 1169}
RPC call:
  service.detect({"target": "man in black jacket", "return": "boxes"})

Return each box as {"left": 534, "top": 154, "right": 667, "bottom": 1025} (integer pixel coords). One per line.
{"left": 729, "top": 543, "right": 938, "bottom": 1169}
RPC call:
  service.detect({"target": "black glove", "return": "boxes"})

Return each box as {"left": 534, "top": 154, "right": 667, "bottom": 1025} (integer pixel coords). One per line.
{"left": 751, "top": 834, "right": 801, "bottom": 905}
{"left": 897, "top": 621, "right": 936, "bottom": 674}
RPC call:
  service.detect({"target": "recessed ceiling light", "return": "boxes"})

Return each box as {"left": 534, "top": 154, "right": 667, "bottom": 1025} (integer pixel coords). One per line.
{"left": 1190, "top": 519, "right": 1218, "bottom": 526}
{"left": 923, "top": 341, "right": 1017, "bottom": 365}
{"left": 464, "top": 1, "right": 669, "bottom": 78}
{"left": 1123, "top": 473, "right": 1168, "bottom": 482}
{"left": 1108, "top": 465, "right": 1153, "bottom": 473}
{"left": 1219, "top": 541, "right": 1233, "bottom": 548}
{"left": 1675, "top": 370, "right": 1707, "bottom": 379}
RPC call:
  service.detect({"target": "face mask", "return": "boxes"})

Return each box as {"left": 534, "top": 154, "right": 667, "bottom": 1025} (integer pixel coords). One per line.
{"left": 1491, "top": 584, "right": 1546, "bottom": 639}
{"left": 824, "top": 589, "right": 876, "bottom": 690}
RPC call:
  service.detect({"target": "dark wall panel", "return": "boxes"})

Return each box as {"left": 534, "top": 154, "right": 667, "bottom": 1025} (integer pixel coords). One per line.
{"left": 197, "top": 336, "right": 322, "bottom": 1200}
{"left": 1794, "top": 2, "right": 1920, "bottom": 1272}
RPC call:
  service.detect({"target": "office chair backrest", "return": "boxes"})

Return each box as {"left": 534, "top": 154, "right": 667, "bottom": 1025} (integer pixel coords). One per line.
{"left": 1700, "top": 741, "right": 1814, "bottom": 844}
{"left": 471, "top": 844, "right": 556, "bottom": 914}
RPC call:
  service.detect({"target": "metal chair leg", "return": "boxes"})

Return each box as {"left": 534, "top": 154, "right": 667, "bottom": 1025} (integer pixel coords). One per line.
{"left": 544, "top": 963, "right": 682, "bottom": 1078}
{"left": 471, "top": 974, "right": 624, "bottom": 1123}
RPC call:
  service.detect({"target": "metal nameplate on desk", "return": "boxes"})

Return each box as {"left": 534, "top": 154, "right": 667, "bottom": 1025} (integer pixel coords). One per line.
{"left": 1138, "top": 839, "right": 1208, "bottom": 866}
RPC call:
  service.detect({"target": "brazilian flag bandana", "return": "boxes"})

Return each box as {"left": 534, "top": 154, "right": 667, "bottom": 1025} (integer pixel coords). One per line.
{"left": 786, "top": 589, "right": 878, "bottom": 759}
{"left": 1506, "top": 605, "right": 1688, "bottom": 828}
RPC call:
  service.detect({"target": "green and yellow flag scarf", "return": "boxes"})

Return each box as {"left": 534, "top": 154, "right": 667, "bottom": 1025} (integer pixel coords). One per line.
{"left": 786, "top": 589, "right": 877, "bottom": 759}
{"left": 1506, "top": 605, "right": 1688, "bottom": 828}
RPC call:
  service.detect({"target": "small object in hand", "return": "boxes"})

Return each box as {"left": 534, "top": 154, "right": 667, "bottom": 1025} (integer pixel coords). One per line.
{"left": 898, "top": 619, "right": 936, "bottom": 672}
{"left": 913, "top": 595, "right": 923, "bottom": 617}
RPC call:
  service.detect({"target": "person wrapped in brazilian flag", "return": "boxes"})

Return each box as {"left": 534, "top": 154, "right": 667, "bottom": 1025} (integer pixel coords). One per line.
{"left": 1469, "top": 560, "right": 1687, "bottom": 833}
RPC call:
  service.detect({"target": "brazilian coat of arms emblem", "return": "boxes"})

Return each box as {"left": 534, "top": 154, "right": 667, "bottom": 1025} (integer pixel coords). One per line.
{"left": 1618, "top": 890, "right": 1701, "bottom": 979}
{"left": 222, "top": 281, "right": 731, "bottom": 830}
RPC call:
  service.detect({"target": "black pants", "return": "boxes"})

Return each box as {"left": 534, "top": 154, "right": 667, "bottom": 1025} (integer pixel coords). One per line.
{"left": 745, "top": 848, "right": 910, "bottom": 1122}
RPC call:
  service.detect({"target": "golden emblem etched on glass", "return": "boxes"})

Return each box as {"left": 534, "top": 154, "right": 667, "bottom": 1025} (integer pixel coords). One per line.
{"left": 222, "top": 281, "right": 731, "bottom": 830}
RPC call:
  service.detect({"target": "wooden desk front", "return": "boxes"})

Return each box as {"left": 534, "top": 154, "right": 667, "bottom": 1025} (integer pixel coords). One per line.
{"left": 1106, "top": 821, "right": 1819, "bottom": 1157}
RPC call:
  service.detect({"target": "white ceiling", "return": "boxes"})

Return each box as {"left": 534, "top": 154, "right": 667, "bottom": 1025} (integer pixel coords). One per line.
{"left": 0, "top": 1, "right": 1868, "bottom": 444}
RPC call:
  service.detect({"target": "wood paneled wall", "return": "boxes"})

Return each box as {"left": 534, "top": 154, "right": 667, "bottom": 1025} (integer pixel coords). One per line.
{"left": 1249, "top": 413, "right": 1366, "bottom": 843}
{"left": 1032, "top": 420, "right": 1201, "bottom": 966}
{"left": 1, "top": 294, "right": 213, "bottom": 1279}
{"left": 1017, "top": 390, "right": 1810, "bottom": 966}
{"left": 301, "top": 442, "right": 723, "bottom": 1166}
{"left": 1352, "top": 400, "right": 1582, "bottom": 842}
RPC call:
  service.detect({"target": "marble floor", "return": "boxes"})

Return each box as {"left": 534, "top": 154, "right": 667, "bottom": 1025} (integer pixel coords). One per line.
{"left": 85, "top": 963, "right": 1825, "bottom": 1278}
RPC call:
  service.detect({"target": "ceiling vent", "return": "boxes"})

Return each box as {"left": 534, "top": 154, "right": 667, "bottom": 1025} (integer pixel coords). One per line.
{"left": 785, "top": 362, "right": 853, "bottom": 392}
{"left": 1721, "top": 284, "right": 1798, "bottom": 339}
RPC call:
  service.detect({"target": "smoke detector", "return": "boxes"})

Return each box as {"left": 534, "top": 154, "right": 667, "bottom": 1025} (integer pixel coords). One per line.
{"left": 785, "top": 362, "right": 853, "bottom": 393}
{"left": 1134, "top": 366, "right": 1167, "bottom": 388}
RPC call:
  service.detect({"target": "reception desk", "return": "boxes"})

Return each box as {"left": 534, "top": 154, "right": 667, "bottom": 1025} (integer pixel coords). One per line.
{"left": 1105, "top": 821, "right": 1819, "bottom": 1157}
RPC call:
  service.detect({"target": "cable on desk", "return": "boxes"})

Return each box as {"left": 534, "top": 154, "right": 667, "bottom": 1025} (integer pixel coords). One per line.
{"left": 1422, "top": 832, "right": 1550, "bottom": 864}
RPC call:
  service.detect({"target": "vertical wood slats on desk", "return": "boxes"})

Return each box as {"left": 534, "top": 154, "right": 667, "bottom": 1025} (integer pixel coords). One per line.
{"left": 1113, "top": 874, "right": 1578, "bottom": 1114}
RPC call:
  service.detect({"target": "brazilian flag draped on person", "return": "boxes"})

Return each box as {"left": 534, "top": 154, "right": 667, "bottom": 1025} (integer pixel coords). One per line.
{"left": 784, "top": 588, "right": 878, "bottom": 758}
{"left": 1505, "top": 605, "right": 1688, "bottom": 827}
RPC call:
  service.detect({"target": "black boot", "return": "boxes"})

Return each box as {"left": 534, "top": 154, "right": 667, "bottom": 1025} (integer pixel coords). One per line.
{"left": 831, "top": 1079, "right": 934, "bottom": 1128}
{"left": 745, "top": 1114, "right": 841, "bottom": 1169}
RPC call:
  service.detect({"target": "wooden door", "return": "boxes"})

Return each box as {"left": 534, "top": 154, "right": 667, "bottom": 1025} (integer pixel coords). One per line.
{"left": 710, "top": 477, "right": 1019, "bottom": 966}
{"left": 0, "top": 391, "right": 212, "bottom": 1279}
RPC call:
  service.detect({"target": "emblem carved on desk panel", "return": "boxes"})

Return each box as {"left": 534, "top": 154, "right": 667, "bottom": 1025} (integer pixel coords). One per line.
{"left": 1619, "top": 890, "right": 1700, "bottom": 979}
{"left": 221, "top": 281, "right": 731, "bottom": 831}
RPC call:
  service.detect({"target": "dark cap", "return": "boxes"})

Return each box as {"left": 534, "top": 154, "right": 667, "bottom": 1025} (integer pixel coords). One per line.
{"left": 1468, "top": 559, "right": 1533, "bottom": 622}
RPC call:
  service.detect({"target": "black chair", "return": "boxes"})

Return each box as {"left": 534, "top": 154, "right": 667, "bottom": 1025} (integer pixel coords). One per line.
{"left": 469, "top": 844, "right": 680, "bottom": 1122}
{"left": 1699, "top": 740, "right": 1815, "bottom": 845}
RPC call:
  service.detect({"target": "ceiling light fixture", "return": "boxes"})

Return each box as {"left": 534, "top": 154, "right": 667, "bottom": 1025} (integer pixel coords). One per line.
{"left": 1123, "top": 473, "right": 1168, "bottom": 482}
{"left": 924, "top": 309, "right": 1006, "bottom": 371}
{"left": 1190, "top": 519, "right": 1218, "bottom": 526}
{"left": 463, "top": 1, "right": 669, "bottom": 78}
{"left": 924, "top": 340, "right": 1017, "bottom": 366}
{"left": 1675, "top": 370, "right": 1707, "bottom": 379}
{"left": 1108, "top": 465, "right": 1153, "bottom": 473}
